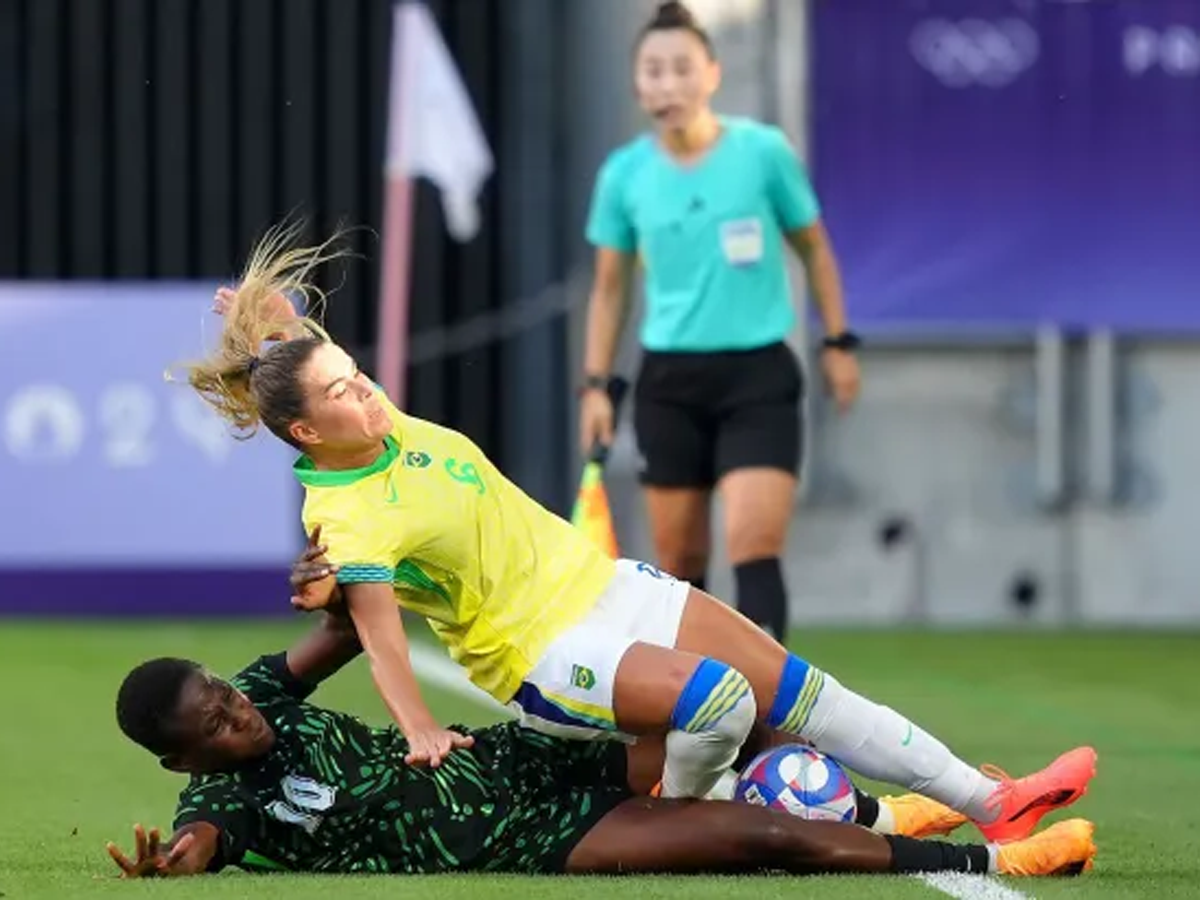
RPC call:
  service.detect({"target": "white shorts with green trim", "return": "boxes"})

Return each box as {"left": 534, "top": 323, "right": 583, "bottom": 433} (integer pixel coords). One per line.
{"left": 507, "top": 559, "right": 691, "bottom": 742}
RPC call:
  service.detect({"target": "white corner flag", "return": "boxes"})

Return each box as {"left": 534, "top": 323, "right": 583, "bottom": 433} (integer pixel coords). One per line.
{"left": 388, "top": 1, "right": 493, "bottom": 240}
{"left": 377, "top": 1, "right": 494, "bottom": 403}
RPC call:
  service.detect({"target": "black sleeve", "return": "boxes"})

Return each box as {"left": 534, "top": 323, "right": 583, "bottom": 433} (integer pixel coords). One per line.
{"left": 231, "top": 653, "right": 318, "bottom": 706}
{"left": 172, "top": 778, "right": 263, "bottom": 874}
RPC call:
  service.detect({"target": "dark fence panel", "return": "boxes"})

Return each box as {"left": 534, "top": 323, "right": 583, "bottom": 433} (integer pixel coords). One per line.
{"left": 0, "top": 0, "right": 572, "bottom": 509}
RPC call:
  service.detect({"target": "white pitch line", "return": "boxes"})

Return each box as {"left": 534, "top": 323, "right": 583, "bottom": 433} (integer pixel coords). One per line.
{"left": 411, "top": 646, "right": 1034, "bottom": 900}
{"left": 917, "top": 872, "right": 1033, "bottom": 900}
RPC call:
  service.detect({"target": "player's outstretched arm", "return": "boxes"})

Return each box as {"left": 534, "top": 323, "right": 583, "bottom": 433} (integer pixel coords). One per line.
{"left": 289, "top": 524, "right": 343, "bottom": 613}
{"left": 105, "top": 822, "right": 219, "bottom": 879}
{"left": 284, "top": 608, "right": 362, "bottom": 688}
{"left": 281, "top": 525, "right": 363, "bottom": 689}
{"left": 345, "top": 583, "right": 474, "bottom": 767}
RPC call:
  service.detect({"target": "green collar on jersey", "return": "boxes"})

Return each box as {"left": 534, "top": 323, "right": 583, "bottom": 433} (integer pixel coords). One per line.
{"left": 293, "top": 435, "right": 399, "bottom": 488}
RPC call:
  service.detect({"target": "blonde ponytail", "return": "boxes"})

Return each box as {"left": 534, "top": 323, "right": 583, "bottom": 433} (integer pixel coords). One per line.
{"left": 171, "top": 219, "right": 350, "bottom": 441}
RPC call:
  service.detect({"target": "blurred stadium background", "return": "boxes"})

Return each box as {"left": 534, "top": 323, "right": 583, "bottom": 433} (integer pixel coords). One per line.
{"left": 4, "top": 0, "right": 1199, "bottom": 628}
{"left": 2, "top": 2, "right": 1200, "bottom": 896}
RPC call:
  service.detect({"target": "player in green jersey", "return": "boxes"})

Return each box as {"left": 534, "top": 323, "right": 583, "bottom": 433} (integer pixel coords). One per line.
{"left": 107, "top": 610, "right": 1095, "bottom": 879}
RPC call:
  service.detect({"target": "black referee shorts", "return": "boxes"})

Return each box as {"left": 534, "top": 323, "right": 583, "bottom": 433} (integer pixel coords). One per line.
{"left": 633, "top": 341, "right": 805, "bottom": 489}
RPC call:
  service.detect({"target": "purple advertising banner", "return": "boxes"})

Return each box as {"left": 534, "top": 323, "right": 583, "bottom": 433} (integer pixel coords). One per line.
{"left": 812, "top": 0, "right": 1200, "bottom": 333}
{"left": 0, "top": 283, "right": 302, "bottom": 616}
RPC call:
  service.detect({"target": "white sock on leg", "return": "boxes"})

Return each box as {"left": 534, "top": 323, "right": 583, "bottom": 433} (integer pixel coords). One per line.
{"left": 661, "top": 688, "right": 757, "bottom": 799}
{"left": 799, "top": 673, "right": 999, "bottom": 820}
{"left": 705, "top": 768, "right": 739, "bottom": 801}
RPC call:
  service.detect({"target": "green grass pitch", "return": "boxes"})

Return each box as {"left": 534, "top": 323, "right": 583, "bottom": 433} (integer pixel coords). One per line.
{"left": 1, "top": 621, "right": 1197, "bottom": 899}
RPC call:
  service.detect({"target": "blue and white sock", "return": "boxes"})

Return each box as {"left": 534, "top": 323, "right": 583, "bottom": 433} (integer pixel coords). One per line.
{"left": 661, "top": 658, "right": 757, "bottom": 799}
{"left": 767, "top": 654, "right": 997, "bottom": 819}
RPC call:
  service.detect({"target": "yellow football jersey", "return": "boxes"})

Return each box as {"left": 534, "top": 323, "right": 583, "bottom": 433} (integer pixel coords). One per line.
{"left": 294, "top": 389, "right": 616, "bottom": 702}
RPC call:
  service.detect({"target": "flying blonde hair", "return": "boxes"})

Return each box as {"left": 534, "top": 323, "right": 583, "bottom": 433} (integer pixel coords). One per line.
{"left": 171, "top": 219, "right": 351, "bottom": 441}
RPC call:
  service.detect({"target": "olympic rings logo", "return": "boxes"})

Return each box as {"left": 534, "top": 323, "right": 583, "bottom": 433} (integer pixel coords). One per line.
{"left": 910, "top": 18, "right": 1041, "bottom": 88}
{"left": 1124, "top": 25, "right": 1200, "bottom": 77}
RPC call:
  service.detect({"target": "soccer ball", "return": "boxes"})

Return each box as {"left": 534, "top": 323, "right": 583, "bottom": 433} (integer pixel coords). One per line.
{"left": 733, "top": 744, "right": 858, "bottom": 823}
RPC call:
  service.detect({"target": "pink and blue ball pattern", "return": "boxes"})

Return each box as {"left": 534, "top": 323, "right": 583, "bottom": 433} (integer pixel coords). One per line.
{"left": 733, "top": 744, "right": 858, "bottom": 823}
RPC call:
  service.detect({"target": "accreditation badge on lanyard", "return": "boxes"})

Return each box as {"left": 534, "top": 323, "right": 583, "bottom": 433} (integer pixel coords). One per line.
{"left": 719, "top": 218, "right": 765, "bottom": 267}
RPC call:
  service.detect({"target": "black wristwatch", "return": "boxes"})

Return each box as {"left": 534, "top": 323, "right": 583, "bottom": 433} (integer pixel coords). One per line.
{"left": 578, "top": 373, "right": 610, "bottom": 396}
{"left": 821, "top": 331, "right": 862, "bottom": 353}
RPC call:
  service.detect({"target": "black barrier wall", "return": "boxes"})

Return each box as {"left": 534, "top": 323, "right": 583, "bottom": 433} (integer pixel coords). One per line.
{"left": 0, "top": 0, "right": 573, "bottom": 510}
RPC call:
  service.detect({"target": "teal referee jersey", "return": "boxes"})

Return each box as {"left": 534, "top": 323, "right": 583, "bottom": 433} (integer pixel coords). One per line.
{"left": 586, "top": 116, "right": 820, "bottom": 353}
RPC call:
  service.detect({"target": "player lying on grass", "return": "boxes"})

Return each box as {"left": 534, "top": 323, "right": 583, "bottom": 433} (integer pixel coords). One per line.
{"left": 177, "top": 221, "right": 1095, "bottom": 842}
{"left": 108, "top": 611, "right": 1097, "bottom": 878}
{"left": 281, "top": 538, "right": 1041, "bottom": 842}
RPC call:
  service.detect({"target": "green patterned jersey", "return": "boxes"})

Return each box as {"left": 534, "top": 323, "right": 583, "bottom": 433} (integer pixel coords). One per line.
{"left": 172, "top": 654, "right": 631, "bottom": 874}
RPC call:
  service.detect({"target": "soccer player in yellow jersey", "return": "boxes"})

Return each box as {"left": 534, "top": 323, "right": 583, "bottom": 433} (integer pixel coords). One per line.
{"left": 181, "top": 224, "right": 1096, "bottom": 843}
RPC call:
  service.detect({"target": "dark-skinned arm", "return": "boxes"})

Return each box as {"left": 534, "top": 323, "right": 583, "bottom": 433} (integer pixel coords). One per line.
{"left": 282, "top": 526, "right": 361, "bottom": 687}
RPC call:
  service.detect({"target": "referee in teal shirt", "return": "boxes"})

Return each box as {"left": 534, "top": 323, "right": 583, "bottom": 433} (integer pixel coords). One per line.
{"left": 579, "top": 2, "right": 861, "bottom": 641}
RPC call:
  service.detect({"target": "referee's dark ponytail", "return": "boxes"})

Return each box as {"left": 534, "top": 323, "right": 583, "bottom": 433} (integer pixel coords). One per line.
{"left": 638, "top": 2, "right": 715, "bottom": 59}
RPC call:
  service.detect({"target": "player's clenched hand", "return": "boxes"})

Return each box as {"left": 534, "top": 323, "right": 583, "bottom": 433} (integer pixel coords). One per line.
{"left": 404, "top": 726, "right": 475, "bottom": 768}
{"left": 290, "top": 525, "right": 341, "bottom": 612}
{"left": 212, "top": 285, "right": 297, "bottom": 320}
{"left": 106, "top": 824, "right": 194, "bottom": 878}
{"left": 211, "top": 286, "right": 239, "bottom": 317}
{"left": 212, "top": 284, "right": 299, "bottom": 342}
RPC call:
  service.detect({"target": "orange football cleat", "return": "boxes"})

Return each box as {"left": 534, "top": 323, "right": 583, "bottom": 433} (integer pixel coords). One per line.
{"left": 976, "top": 746, "right": 1097, "bottom": 843}
{"left": 996, "top": 818, "right": 1097, "bottom": 876}
{"left": 879, "top": 793, "right": 969, "bottom": 839}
